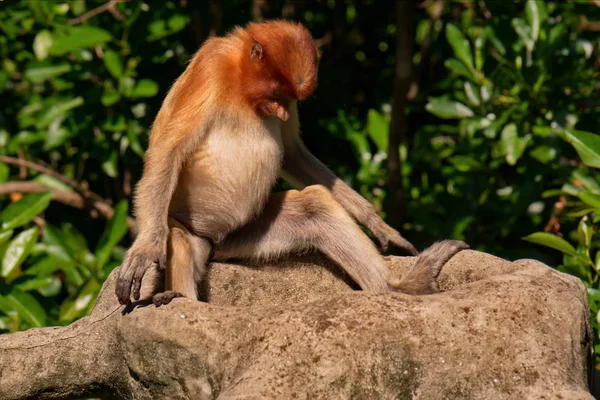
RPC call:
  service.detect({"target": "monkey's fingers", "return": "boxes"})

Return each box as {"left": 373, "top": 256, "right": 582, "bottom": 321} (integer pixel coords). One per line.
{"left": 131, "top": 257, "right": 156, "bottom": 301}
{"left": 115, "top": 255, "right": 138, "bottom": 305}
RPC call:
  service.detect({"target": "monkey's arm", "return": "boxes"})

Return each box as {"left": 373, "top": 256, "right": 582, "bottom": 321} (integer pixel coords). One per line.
{"left": 115, "top": 121, "right": 205, "bottom": 304}
{"left": 281, "top": 117, "right": 417, "bottom": 255}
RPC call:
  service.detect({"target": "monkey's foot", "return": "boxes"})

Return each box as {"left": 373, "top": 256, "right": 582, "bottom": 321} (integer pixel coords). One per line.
{"left": 153, "top": 291, "right": 184, "bottom": 307}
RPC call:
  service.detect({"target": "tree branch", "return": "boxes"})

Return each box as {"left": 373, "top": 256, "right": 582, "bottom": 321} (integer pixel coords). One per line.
{"left": 66, "top": 0, "right": 127, "bottom": 25}
{"left": 0, "top": 181, "right": 137, "bottom": 234}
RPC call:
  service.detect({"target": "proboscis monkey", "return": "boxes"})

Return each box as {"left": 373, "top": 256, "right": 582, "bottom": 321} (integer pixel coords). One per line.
{"left": 115, "top": 20, "right": 468, "bottom": 306}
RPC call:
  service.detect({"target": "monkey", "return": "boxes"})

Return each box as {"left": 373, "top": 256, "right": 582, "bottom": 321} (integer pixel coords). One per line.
{"left": 115, "top": 20, "right": 468, "bottom": 306}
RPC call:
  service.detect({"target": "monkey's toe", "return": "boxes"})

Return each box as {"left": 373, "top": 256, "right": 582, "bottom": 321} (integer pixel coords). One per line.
{"left": 152, "top": 291, "right": 184, "bottom": 307}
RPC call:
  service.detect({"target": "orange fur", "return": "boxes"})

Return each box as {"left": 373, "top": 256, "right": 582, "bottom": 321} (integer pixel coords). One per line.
{"left": 115, "top": 20, "right": 459, "bottom": 307}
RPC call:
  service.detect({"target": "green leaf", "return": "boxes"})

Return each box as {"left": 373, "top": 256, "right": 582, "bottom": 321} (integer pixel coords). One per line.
{"left": 366, "top": 109, "right": 388, "bottom": 152}
{"left": 59, "top": 279, "right": 100, "bottom": 322}
{"left": 425, "top": 98, "right": 474, "bottom": 119}
{"left": 32, "top": 175, "right": 73, "bottom": 192}
{"left": 444, "top": 58, "right": 473, "bottom": 80}
{"left": 447, "top": 155, "right": 482, "bottom": 172}
{"left": 33, "top": 30, "right": 52, "bottom": 61}
{"left": 512, "top": 18, "right": 533, "bottom": 52}
{"left": 525, "top": 0, "right": 541, "bottom": 43}
{"left": 463, "top": 82, "right": 480, "bottom": 106}
{"left": 579, "top": 193, "right": 600, "bottom": 210}
{"left": 522, "top": 232, "right": 577, "bottom": 257}
{"left": 95, "top": 200, "right": 129, "bottom": 269}
{"left": 36, "top": 97, "right": 84, "bottom": 129}
{"left": 578, "top": 217, "right": 592, "bottom": 248}
{"left": 44, "top": 115, "right": 70, "bottom": 150}
{"left": 485, "top": 26, "right": 506, "bottom": 55}
{"left": 500, "top": 123, "right": 529, "bottom": 166}
{"left": 13, "top": 275, "right": 57, "bottom": 293}
{"left": 563, "top": 130, "right": 600, "bottom": 168}
{"left": 0, "top": 192, "right": 52, "bottom": 231}
{"left": 0, "top": 163, "right": 9, "bottom": 184}
{"left": 0, "top": 230, "right": 13, "bottom": 247}
{"left": 102, "top": 151, "right": 118, "bottom": 178}
{"left": 49, "top": 26, "right": 112, "bottom": 56}
{"left": 103, "top": 50, "right": 123, "bottom": 78}
{"left": 529, "top": 145, "right": 556, "bottom": 164}
{"left": 24, "top": 64, "right": 71, "bottom": 83}
{"left": 147, "top": 14, "right": 191, "bottom": 41}
{"left": 445, "top": 24, "right": 474, "bottom": 71}
{"left": 0, "top": 287, "right": 47, "bottom": 327}
{"left": 1, "top": 227, "right": 39, "bottom": 278}
{"left": 525, "top": 0, "right": 546, "bottom": 43}
{"left": 101, "top": 91, "right": 121, "bottom": 106}
{"left": 128, "top": 79, "right": 159, "bottom": 98}
{"left": 573, "top": 170, "right": 600, "bottom": 194}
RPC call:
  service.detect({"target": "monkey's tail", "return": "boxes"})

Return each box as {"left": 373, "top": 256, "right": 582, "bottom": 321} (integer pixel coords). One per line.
{"left": 388, "top": 240, "right": 469, "bottom": 295}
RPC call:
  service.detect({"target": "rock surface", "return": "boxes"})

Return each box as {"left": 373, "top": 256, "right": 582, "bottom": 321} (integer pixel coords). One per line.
{"left": 0, "top": 248, "right": 594, "bottom": 399}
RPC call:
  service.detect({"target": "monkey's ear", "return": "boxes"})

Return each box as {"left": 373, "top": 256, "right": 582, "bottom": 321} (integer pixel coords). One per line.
{"left": 251, "top": 42, "right": 263, "bottom": 61}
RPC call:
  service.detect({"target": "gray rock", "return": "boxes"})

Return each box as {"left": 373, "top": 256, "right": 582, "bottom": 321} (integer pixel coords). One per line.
{"left": 0, "top": 249, "right": 593, "bottom": 399}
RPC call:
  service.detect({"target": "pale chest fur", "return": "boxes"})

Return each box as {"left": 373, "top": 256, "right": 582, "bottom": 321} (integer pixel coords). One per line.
{"left": 170, "top": 116, "right": 284, "bottom": 241}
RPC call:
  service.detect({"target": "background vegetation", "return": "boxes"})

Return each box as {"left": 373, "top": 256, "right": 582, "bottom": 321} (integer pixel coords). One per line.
{"left": 2, "top": 0, "right": 600, "bottom": 366}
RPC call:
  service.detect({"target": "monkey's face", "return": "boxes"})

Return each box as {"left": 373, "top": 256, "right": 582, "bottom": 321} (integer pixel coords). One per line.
{"left": 247, "top": 21, "right": 319, "bottom": 121}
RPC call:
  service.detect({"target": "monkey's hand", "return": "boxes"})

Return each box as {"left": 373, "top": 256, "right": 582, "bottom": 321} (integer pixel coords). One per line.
{"left": 115, "top": 238, "right": 167, "bottom": 305}
{"left": 366, "top": 216, "right": 418, "bottom": 256}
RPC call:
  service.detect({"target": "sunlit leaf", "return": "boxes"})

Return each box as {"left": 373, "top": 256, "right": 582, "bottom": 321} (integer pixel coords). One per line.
{"left": 463, "top": 82, "right": 480, "bottom": 106}
{"left": 102, "top": 151, "right": 118, "bottom": 178}
{"left": 33, "top": 30, "right": 52, "bottom": 60}
{"left": 0, "top": 287, "right": 47, "bottom": 327}
{"left": 522, "top": 232, "right": 577, "bottom": 257}
{"left": 1, "top": 227, "right": 39, "bottom": 278}
{"left": 128, "top": 79, "right": 159, "bottom": 98}
{"left": 512, "top": 18, "right": 533, "bottom": 51}
{"left": 366, "top": 109, "right": 388, "bottom": 152}
{"left": 0, "top": 230, "right": 13, "bottom": 247}
{"left": 563, "top": 129, "right": 600, "bottom": 168}
{"left": 0, "top": 192, "right": 52, "bottom": 231}
{"left": 572, "top": 170, "right": 600, "bottom": 194}
{"left": 525, "top": 0, "right": 546, "bottom": 43}
{"left": 579, "top": 193, "right": 600, "bottom": 210}
{"left": 529, "top": 145, "right": 556, "bottom": 164}
{"left": 36, "top": 97, "right": 84, "bottom": 130}
{"left": 445, "top": 24, "right": 474, "bottom": 70}
{"left": 426, "top": 98, "right": 474, "bottom": 119}
{"left": 32, "top": 175, "right": 73, "bottom": 192}
{"left": 577, "top": 217, "right": 592, "bottom": 248}
{"left": 49, "top": 26, "right": 112, "bottom": 55}
{"left": 500, "top": 123, "right": 529, "bottom": 166}
{"left": 24, "top": 64, "right": 71, "bottom": 83}
{"left": 59, "top": 279, "right": 100, "bottom": 322}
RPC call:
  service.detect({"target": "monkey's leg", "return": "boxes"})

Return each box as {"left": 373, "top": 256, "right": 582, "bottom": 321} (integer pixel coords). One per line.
{"left": 152, "top": 218, "right": 211, "bottom": 306}
{"left": 215, "top": 185, "right": 465, "bottom": 294}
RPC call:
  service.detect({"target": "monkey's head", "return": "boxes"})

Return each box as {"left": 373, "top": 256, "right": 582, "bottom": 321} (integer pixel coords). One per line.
{"left": 243, "top": 20, "right": 320, "bottom": 121}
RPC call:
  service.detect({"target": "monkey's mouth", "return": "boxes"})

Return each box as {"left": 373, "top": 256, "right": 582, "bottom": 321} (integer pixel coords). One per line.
{"left": 259, "top": 100, "right": 289, "bottom": 121}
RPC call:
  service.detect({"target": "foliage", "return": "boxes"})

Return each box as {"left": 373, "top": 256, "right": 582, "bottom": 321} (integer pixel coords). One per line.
{"left": 2, "top": 1, "right": 600, "bottom": 364}
{"left": 0, "top": 191, "right": 128, "bottom": 331}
